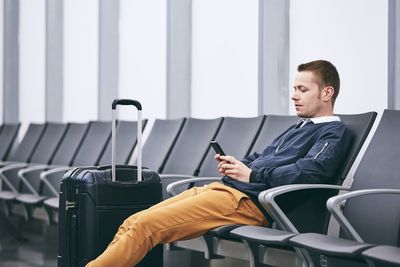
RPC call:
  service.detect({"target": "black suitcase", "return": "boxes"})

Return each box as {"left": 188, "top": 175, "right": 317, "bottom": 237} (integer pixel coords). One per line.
{"left": 58, "top": 99, "right": 163, "bottom": 267}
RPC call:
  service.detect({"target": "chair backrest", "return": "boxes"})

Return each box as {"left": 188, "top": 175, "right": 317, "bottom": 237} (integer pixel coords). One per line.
{"left": 197, "top": 116, "right": 266, "bottom": 177}
{"left": 141, "top": 118, "right": 185, "bottom": 172}
{"left": 250, "top": 115, "right": 298, "bottom": 154}
{"left": 98, "top": 120, "right": 147, "bottom": 166}
{"left": 50, "top": 123, "right": 90, "bottom": 166}
{"left": 0, "top": 123, "right": 20, "bottom": 161}
{"left": 341, "top": 109, "right": 400, "bottom": 246}
{"left": 71, "top": 121, "right": 111, "bottom": 166}
{"left": 7, "top": 123, "right": 47, "bottom": 163}
{"left": 29, "top": 122, "right": 69, "bottom": 164}
{"left": 276, "top": 112, "right": 377, "bottom": 234}
{"left": 161, "top": 118, "right": 223, "bottom": 175}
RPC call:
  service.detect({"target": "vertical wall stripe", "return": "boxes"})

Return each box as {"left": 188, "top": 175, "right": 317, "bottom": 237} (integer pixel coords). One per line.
{"left": 3, "top": 0, "right": 19, "bottom": 123}
{"left": 258, "top": 0, "right": 289, "bottom": 115}
{"left": 166, "top": 0, "right": 192, "bottom": 119}
{"left": 0, "top": 1, "right": 3, "bottom": 123}
{"left": 46, "top": 0, "right": 63, "bottom": 122}
{"left": 98, "top": 0, "right": 119, "bottom": 120}
{"left": 389, "top": 0, "right": 400, "bottom": 109}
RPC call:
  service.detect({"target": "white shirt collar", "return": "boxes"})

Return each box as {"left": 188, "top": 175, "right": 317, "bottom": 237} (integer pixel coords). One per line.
{"left": 307, "top": 116, "right": 341, "bottom": 124}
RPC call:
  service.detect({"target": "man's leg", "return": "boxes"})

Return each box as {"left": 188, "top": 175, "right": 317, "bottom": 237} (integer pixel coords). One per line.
{"left": 86, "top": 183, "right": 267, "bottom": 267}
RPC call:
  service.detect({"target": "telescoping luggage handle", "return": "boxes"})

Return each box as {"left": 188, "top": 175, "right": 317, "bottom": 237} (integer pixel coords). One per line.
{"left": 111, "top": 99, "right": 142, "bottom": 182}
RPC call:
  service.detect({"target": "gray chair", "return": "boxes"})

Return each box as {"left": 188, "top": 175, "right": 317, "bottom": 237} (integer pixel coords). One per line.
{"left": 0, "top": 123, "right": 20, "bottom": 161}
{"left": 141, "top": 118, "right": 186, "bottom": 173}
{"left": 98, "top": 119, "right": 147, "bottom": 166}
{"left": 196, "top": 115, "right": 266, "bottom": 177}
{"left": 157, "top": 117, "right": 223, "bottom": 198}
{"left": 166, "top": 114, "right": 296, "bottom": 258}
{"left": 248, "top": 115, "right": 300, "bottom": 154}
{"left": 39, "top": 121, "right": 111, "bottom": 222}
{"left": 166, "top": 115, "right": 266, "bottom": 255}
{"left": 163, "top": 116, "right": 266, "bottom": 199}
{"left": 229, "top": 112, "right": 377, "bottom": 267}
{"left": 0, "top": 123, "right": 46, "bottom": 241}
{"left": 167, "top": 112, "right": 377, "bottom": 267}
{"left": 12, "top": 123, "right": 89, "bottom": 221}
{"left": 0, "top": 122, "right": 68, "bottom": 216}
{"left": 41, "top": 120, "right": 147, "bottom": 224}
{"left": 0, "top": 123, "right": 47, "bottom": 168}
{"left": 17, "top": 120, "right": 143, "bottom": 223}
{"left": 284, "top": 109, "right": 400, "bottom": 267}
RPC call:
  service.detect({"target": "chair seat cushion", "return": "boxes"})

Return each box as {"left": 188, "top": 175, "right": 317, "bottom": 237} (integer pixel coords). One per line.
{"left": 362, "top": 245, "right": 400, "bottom": 264}
{"left": 231, "top": 226, "right": 296, "bottom": 245}
{"left": 0, "top": 191, "right": 17, "bottom": 201}
{"left": 208, "top": 224, "right": 244, "bottom": 238}
{"left": 43, "top": 197, "right": 59, "bottom": 209}
{"left": 289, "top": 233, "right": 374, "bottom": 257}
{"left": 15, "top": 194, "right": 47, "bottom": 205}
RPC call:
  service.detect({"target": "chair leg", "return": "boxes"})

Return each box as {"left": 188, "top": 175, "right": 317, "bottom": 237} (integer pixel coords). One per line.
{"left": 0, "top": 212, "right": 27, "bottom": 241}
{"left": 243, "top": 240, "right": 263, "bottom": 267}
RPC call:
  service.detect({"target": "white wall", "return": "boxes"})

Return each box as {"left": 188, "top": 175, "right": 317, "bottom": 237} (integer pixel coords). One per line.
{"left": 191, "top": 0, "right": 259, "bottom": 118}
{"left": 1, "top": 1, "right": 392, "bottom": 123}
{"left": 19, "top": 0, "right": 46, "bottom": 129}
{"left": 118, "top": 0, "right": 167, "bottom": 120}
{"left": 63, "top": 0, "right": 99, "bottom": 122}
{"left": 289, "top": 0, "right": 388, "bottom": 115}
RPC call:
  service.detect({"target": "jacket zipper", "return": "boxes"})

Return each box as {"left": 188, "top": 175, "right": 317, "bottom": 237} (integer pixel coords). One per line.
{"left": 314, "top": 142, "right": 328, "bottom": 159}
{"left": 276, "top": 131, "right": 291, "bottom": 153}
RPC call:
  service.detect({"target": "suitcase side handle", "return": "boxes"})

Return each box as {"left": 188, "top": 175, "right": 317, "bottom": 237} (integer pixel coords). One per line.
{"left": 112, "top": 99, "right": 142, "bottom": 110}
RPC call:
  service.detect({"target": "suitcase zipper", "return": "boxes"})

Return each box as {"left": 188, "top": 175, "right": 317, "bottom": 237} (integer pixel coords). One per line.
{"left": 65, "top": 167, "right": 96, "bottom": 210}
{"left": 64, "top": 166, "right": 97, "bottom": 266}
{"left": 65, "top": 168, "right": 81, "bottom": 210}
{"left": 65, "top": 201, "right": 76, "bottom": 210}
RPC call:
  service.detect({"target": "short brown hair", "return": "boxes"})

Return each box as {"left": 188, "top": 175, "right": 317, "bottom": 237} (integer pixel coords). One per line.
{"left": 297, "top": 60, "right": 340, "bottom": 105}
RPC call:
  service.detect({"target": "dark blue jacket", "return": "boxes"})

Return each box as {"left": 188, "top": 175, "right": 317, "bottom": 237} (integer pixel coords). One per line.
{"left": 223, "top": 120, "right": 352, "bottom": 210}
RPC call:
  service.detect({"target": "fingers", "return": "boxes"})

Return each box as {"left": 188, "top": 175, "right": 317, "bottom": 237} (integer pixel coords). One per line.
{"left": 219, "top": 155, "right": 237, "bottom": 163}
{"left": 216, "top": 155, "right": 239, "bottom": 177}
{"left": 224, "top": 168, "right": 239, "bottom": 177}
{"left": 214, "top": 154, "right": 222, "bottom": 161}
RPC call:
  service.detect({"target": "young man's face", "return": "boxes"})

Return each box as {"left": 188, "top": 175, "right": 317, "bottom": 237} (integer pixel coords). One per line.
{"left": 292, "top": 71, "right": 329, "bottom": 118}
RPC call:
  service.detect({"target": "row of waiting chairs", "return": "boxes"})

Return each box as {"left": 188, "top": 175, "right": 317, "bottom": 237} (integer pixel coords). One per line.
{"left": 0, "top": 115, "right": 284, "bottom": 226}
{"left": 0, "top": 121, "right": 142, "bottom": 225}
{"left": 1, "top": 111, "right": 399, "bottom": 267}
{"left": 165, "top": 110, "right": 400, "bottom": 267}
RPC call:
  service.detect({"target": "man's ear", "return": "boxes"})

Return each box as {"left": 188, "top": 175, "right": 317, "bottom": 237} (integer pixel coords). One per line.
{"left": 322, "top": 86, "right": 334, "bottom": 102}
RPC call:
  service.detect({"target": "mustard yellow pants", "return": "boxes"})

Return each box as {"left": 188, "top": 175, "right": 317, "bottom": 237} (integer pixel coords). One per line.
{"left": 86, "top": 182, "right": 268, "bottom": 267}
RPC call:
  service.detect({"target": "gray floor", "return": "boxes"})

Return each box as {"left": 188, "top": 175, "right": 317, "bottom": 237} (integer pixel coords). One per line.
{"left": 0, "top": 218, "right": 57, "bottom": 267}
{"left": 0, "top": 217, "right": 250, "bottom": 267}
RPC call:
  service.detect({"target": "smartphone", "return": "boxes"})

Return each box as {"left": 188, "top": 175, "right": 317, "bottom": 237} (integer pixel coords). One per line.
{"left": 210, "top": 141, "right": 226, "bottom": 156}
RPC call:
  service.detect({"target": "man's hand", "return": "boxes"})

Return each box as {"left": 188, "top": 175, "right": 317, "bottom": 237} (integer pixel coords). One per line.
{"left": 214, "top": 154, "right": 229, "bottom": 176}
{"left": 217, "top": 155, "right": 251, "bottom": 183}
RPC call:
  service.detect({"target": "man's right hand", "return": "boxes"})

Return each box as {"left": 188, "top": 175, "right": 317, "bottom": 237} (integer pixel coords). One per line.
{"left": 215, "top": 154, "right": 229, "bottom": 176}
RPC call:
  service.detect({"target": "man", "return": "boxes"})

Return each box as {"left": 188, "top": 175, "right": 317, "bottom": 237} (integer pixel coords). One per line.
{"left": 87, "top": 59, "right": 352, "bottom": 267}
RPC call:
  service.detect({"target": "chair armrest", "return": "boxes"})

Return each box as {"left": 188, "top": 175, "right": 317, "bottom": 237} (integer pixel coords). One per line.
{"left": 40, "top": 166, "right": 71, "bottom": 197}
{"left": 326, "top": 189, "right": 400, "bottom": 242}
{"left": 17, "top": 165, "right": 49, "bottom": 196}
{"left": 258, "top": 184, "right": 349, "bottom": 233}
{"left": 0, "top": 162, "right": 29, "bottom": 174}
{"left": 166, "top": 177, "right": 222, "bottom": 197}
{"left": 0, "top": 163, "right": 30, "bottom": 192}
{"left": 160, "top": 174, "right": 194, "bottom": 179}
